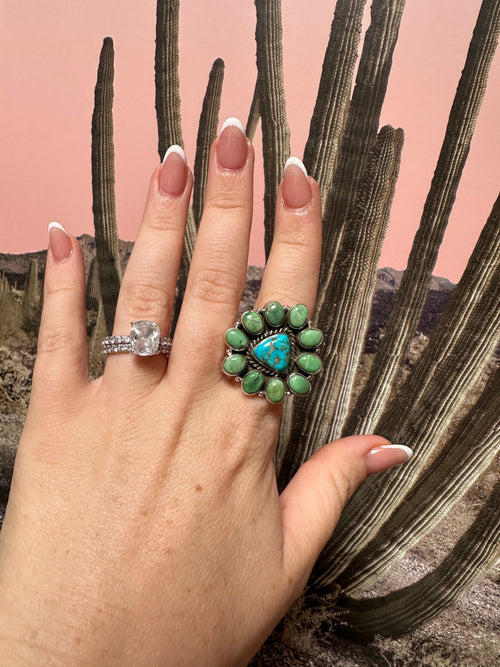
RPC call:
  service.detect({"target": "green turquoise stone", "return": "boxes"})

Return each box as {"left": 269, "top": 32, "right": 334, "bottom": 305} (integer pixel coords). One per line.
{"left": 252, "top": 334, "right": 291, "bottom": 372}
{"left": 265, "top": 378, "right": 286, "bottom": 403}
{"left": 289, "top": 304, "right": 309, "bottom": 329}
{"left": 225, "top": 328, "right": 248, "bottom": 351}
{"left": 287, "top": 373, "right": 311, "bottom": 396}
{"left": 242, "top": 310, "right": 264, "bottom": 335}
{"left": 297, "top": 353, "right": 322, "bottom": 374}
{"left": 264, "top": 301, "right": 285, "bottom": 327}
{"left": 223, "top": 354, "right": 247, "bottom": 375}
{"left": 242, "top": 370, "right": 264, "bottom": 395}
{"left": 298, "top": 328, "right": 323, "bottom": 349}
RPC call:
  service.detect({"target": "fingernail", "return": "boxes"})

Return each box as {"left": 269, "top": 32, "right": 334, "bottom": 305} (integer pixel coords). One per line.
{"left": 160, "top": 145, "right": 188, "bottom": 195}
{"left": 282, "top": 157, "right": 311, "bottom": 208}
{"left": 48, "top": 221, "right": 73, "bottom": 261}
{"left": 217, "top": 117, "right": 248, "bottom": 170}
{"left": 365, "top": 444, "right": 413, "bottom": 475}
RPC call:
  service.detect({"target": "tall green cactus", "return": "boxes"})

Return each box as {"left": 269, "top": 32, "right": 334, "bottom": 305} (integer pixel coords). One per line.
{"left": 192, "top": 58, "right": 225, "bottom": 228}
{"left": 302, "top": 0, "right": 366, "bottom": 199}
{"left": 336, "top": 479, "right": 500, "bottom": 640}
{"left": 91, "top": 37, "right": 121, "bottom": 336}
{"left": 254, "top": 0, "right": 290, "bottom": 258}
{"left": 346, "top": 0, "right": 500, "bottom": 437}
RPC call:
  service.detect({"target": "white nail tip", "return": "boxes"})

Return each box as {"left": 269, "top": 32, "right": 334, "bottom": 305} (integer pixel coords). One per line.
{"left": 220, "top": 117, "right": 246, "bottom": 134}
{"left": 380, "top": 444, "right": 413, "bottom": 460}
{"left": 284, "top": 156, "right": 308, "bottom": 177}
{"left": 162, "top": 145, "right": 186, "bottom": 163}
{"left": 48, "top": 221, "right": 68, "bottom": 235}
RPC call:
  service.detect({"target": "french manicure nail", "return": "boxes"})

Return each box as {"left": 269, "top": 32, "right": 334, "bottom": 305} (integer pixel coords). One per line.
{"left": 217, "top": 117, "right": 248, "bottom": 170}
{"left": 365, "top": 443, "right": 413, "bottom": 475}
{"left": 160, "top": 145, "right": 188, "bottom": 195}
{"left": 282, "top": 156, "right": 311, "bottom": 208}
{"left": 48, "top": 221, "right": 73, "bottom": 261}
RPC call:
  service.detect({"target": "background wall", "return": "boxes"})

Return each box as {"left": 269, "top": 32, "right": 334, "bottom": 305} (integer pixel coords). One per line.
{"left": 0, "top": 0, "right": 499, "bottom": 282}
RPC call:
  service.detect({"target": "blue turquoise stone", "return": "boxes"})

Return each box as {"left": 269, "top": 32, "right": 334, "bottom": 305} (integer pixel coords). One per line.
{"left": 252, "top": 334, "right": 291, "bottom": 372}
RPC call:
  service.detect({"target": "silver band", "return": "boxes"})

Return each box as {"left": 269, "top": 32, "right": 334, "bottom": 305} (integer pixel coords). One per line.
{"left": 102, "top": 320, "right": 172, "bottom": 356}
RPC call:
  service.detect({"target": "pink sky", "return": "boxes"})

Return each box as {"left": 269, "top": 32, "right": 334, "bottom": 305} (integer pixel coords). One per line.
{"left": 0, "top": 0, "right": 499, "bottom": 282}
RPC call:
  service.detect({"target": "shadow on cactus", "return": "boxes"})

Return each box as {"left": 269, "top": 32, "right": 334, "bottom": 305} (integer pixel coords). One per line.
{"left": 84, "top": 0, "right": 499, "bottom": 646}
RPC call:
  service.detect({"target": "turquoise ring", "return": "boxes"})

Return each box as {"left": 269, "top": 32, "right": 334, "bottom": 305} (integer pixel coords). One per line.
{"left": 223, "top": 302, "right": 323, "bottom": 404}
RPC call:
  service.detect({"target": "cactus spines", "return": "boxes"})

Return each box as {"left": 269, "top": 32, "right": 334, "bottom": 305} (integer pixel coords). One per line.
{"left": 254, "top": 0, "right": 290, "bottom": 258}
{"left": 91, "top": 37, "right": 121, "bottom": 336}
{"left": 303, "top": 0, "right": 367, "bottom": 199}
{"left": 193, "top": 58, "right": 225, "bottom": 228}
{"left": 336, "top": 479, "right": 500, "bottom": 640}
{"left": 346, "top": 0, "right": 500, "bottom": 437}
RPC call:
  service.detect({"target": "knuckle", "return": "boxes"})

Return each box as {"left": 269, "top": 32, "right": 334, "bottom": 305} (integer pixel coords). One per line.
{"left": 122, "top": 281, "right": 170, "bottom": 322}
{"left": 145, "top": 212, "right": 186, "bottom": 238}
{"left": 328, "top": 465, "right": 354, "bottom": 508}
{"left": 38, "top": 326, "right": 87, "bottom": 357}
{"left": 189, "top": 266, "right": 242, "bottom": 307}
{"left": 205, "top": 192, "right": 247, "bottom": 214}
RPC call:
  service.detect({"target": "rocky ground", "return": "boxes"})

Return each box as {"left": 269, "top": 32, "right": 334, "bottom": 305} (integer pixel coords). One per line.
{"left": 0, "top": 245, "right": 498, "bottom": 665}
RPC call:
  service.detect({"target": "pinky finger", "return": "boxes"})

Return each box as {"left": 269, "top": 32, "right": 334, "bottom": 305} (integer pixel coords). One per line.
{"left": 32, "top": 222, "right": 89, "bottom": 398}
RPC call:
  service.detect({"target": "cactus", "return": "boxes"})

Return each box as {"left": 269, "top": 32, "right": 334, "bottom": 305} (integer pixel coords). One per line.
{"left": 346, "top": 0, "right": 500, "bottom": 437}
{"left": 302, "top": 0, "right": 366, "bottom": 199}
{"left": 336, "top": 479, "right": 500, "bottom": 640}
{"left": 245, "top": 77, "right": 260, "bottom": 141}
{"left": 312, "top": 190, "right": 500, "bottom": 587}
{"left": 0, "top": 280, "right": 23, "bottom": 338}
{"left": 254, "top": 0, "right": 290, "bottom": 258}
{"left": 22, "top": 258, "right": 41, "bottom": 333}
{"left": 192, "top": 58, "right": 225, "bottom": 228}
{"left": 91, "top": 37, "right": 121, "bottom": 336}
{"left": 85, "top": 256, "right": 101, "bottom": 313}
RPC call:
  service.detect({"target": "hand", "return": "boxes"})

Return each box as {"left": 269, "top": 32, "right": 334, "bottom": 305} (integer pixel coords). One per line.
{"left": 0, "top": 119, "right": 411, "bottom": 666}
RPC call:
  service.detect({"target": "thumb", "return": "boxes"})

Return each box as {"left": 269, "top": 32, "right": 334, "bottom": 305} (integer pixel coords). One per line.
{"left": 280, "top": 435, "right": 412, "bottom": 586}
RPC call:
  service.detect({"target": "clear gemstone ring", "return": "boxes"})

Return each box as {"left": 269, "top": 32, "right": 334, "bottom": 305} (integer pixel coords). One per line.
{"left": 102, "top": 321, "right": 172, "bottom": 356}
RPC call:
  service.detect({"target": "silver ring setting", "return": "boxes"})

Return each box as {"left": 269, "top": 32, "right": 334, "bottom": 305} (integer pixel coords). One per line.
{"left": 102, "top": 320, "right": 172, "bottom": 356}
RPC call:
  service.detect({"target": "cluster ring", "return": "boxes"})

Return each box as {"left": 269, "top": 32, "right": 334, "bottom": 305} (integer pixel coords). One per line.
{"left": 222, "top": 301, "right": 323, "bottom": 404}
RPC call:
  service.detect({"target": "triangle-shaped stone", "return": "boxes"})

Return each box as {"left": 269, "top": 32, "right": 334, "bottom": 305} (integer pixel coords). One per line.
{"left": 252, "top": 333, "right": 291, "bottom": 372}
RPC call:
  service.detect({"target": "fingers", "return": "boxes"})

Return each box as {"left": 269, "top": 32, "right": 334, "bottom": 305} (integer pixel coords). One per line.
{"left": 280, "top": 436, "right": 413, "bottom": 585}
{"left": 32, "top": 223, "right": 88, "bottom": 398}
{"left": 168, "top": 118, "right": 254, "bottom": 385}
{"left": 102, "top": 147, "right": 193, "bottom": 389}
{"left": 257, "top": 158, "right": 322, "bottom": 313}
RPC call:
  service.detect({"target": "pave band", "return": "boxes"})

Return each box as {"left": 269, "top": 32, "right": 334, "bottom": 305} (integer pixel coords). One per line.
{"left": 102, "top": 321, "right": 172, "bottom": 356}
